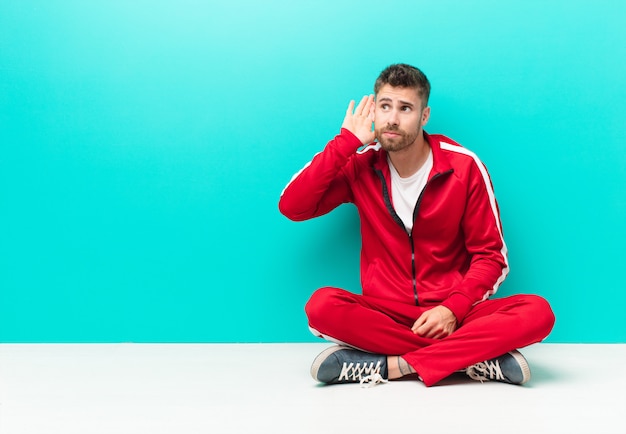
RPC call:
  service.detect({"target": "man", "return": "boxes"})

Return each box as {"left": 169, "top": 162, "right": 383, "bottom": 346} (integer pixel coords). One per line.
{"left": 278, "top": 64, "right": 555, "bottom": 387}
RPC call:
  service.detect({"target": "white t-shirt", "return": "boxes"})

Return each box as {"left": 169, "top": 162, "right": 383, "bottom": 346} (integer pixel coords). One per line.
{"left": 388, "top": 150, "right": 433, "bottom": 233}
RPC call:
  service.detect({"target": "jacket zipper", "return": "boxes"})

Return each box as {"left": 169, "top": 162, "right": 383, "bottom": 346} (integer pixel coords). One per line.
{"left": 376, "top": 168, "right": 453, "bottom": 305}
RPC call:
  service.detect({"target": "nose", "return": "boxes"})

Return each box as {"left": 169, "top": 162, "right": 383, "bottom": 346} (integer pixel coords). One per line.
{"left": 387, "top": 109, "right": 400, "bottom": 126}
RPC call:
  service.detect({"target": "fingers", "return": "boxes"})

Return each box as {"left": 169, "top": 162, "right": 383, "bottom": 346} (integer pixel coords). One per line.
{"left": 412, "top": 311, "right": 445, "bottom": 339}
{"left": 342, "top": 95, "right": 376, "bottom": 144}
{"left": 346, "top": 99, "right": 355, "bottom": 116}
{"left": 354, "top": 95, "right": 370, "bottom": 116}
{"left": 415, "top": 323, "right": 443, "bottom": 339}
{"left": 415, "top": 323, "right": 435, "bottom": 338}
{"left": 411, "top": 316, "right": 426, "bottom": 335}
{"left": 368, "top": 97, "right": 376, "bottom": 122}
{"left": 351, "top": 94, "right": 374, "bottom": 117}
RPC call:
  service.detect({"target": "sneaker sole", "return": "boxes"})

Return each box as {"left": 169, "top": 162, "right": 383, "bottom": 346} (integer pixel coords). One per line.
{"left": 509, "top": 350, "right": 531, "bottom": 384}
{"left": 310, "top": 345, "right": 345, "bottom": 382}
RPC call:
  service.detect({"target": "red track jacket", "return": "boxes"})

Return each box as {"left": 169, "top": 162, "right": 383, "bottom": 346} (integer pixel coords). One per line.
{"left": 279, "top": 129, "right": 509, "bottom": 323}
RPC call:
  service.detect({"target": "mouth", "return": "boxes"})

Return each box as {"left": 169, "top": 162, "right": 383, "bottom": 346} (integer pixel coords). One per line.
{"left": 382, "top": 131, "right": 401, "bottom": 138}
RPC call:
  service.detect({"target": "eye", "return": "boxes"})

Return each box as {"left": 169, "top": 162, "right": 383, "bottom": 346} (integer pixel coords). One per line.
{"left": 401, "top": 106, "right": 412, "bottom": 112}
{"left": 380, "top": 103, "right": 390, "bottom": 110}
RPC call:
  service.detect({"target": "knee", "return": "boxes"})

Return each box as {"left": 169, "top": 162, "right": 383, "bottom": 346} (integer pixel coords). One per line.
{"left": 524, "top": 294, "right": 556, "bottom": 335}
{"left": 305, "top": 286, "right": 349, "bottom": 327}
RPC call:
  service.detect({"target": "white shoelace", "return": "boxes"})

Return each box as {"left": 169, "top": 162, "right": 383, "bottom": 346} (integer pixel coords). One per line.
{"left": 338, "top": 361, "right": 388, "bottom": 387}
{"left": 466, "top": 359, "right": 504, "bottom": 383}
{"left": 360, "top": 372, "right": 389, "bottom": 388}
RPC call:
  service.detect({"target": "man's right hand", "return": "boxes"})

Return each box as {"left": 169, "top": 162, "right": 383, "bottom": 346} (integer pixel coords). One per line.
{"left": 411, "top": 305, "right": 457, "bottom": 339}
{"left": 341, "top": 95, "right": 376, "bottom": 145}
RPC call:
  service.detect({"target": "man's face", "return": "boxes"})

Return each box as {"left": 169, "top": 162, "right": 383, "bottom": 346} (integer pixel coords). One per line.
{"left": 374, "top": 84, "right": 430, "bottom": 152}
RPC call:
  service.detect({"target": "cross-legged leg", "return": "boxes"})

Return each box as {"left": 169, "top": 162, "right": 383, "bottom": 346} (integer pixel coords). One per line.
{"left": 403, "top": 294, "right": 555, "bottom": 385}
{"left": 306, "top": 287, "right": 555, "bottom": 386}
{"left": 305, "top": 286, "right": 437, "bottom": 354}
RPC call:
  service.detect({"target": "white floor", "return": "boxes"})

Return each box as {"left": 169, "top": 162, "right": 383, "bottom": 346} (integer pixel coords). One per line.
{"left": 0, "top": 343, "right": 624, "bottom": 434}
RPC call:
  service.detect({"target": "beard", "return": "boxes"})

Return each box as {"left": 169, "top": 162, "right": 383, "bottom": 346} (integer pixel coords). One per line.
{"left": 375, "top": 125, "right": 420, "bottom": 152}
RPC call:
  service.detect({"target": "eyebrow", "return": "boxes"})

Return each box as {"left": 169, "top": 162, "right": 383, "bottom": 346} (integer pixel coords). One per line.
{"left": 378, "top": 97, "right": 415, "bottom": 107}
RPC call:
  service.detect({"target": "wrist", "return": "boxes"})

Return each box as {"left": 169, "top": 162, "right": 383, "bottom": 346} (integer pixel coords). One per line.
{"left": 339, "top": 128, "right": 371, "bottom": 149}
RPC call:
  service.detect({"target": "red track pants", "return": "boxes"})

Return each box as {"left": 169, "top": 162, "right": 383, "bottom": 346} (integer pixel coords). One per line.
{"left": 305, "top": 287, "right": 555, "bottom": 386}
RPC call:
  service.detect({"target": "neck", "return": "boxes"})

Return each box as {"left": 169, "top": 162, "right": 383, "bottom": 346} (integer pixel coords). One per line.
{"left": 388, "top": 133, "right": 430, "bottom": 178}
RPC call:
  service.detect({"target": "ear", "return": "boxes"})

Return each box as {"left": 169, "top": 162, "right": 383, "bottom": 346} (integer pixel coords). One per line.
{"left": 421, "top": 106, "right": 431, "bottom": 127}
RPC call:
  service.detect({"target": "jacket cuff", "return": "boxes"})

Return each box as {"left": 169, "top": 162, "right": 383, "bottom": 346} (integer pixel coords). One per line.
{"left": 334, "top": 128, "right": 367, "bottom": 157}
{"left": 441, "top": 293, "right": 474, "bottom": 323}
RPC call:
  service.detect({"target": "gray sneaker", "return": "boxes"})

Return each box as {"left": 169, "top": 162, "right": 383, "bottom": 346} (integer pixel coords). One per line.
{"left": 465, "top": 350, "right": 531, "bottom": 385}
{"left": 311, "top": 345, "right": 388, "bottom": 387}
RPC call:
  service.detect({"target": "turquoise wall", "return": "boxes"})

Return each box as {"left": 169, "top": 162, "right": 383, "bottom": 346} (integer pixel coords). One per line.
{"left": 1, "top": 1, "right": 624, "bottom": 343}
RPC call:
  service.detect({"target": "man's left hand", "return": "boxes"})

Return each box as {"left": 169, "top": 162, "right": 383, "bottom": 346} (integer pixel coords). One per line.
{"left": 411, "top": 306, "right": 457, "bottom": 339}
